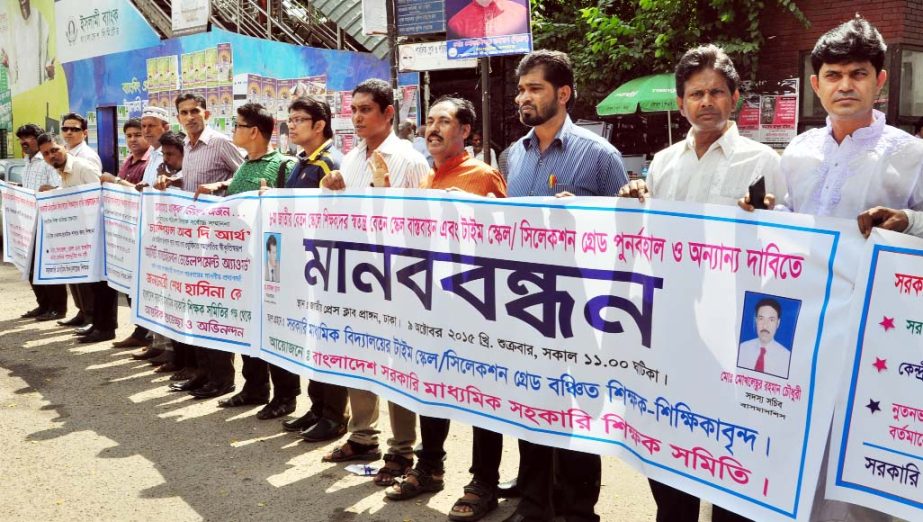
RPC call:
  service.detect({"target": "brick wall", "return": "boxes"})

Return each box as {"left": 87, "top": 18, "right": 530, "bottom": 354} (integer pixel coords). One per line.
{"left": 757, "top": 0, "right": 916, "bottom": 85}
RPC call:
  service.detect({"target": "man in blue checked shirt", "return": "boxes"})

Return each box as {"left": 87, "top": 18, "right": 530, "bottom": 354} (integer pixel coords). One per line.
{"left": 503, "top": 49, "right": 628, "bottom": 522}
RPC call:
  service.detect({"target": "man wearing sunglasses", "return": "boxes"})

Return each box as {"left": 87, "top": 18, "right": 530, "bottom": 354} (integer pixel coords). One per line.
{"left": 60, "top": 112, "right": 101, "bottom": 169}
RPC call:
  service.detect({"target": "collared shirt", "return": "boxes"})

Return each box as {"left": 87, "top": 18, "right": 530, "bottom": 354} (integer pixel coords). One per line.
{"left": 447, "top": 0, "right": 529, "bottom": 38}
{"left": 68, "top": 141, "right": 102, "bottom": 169}
{"left": 21, "top": 153, "right": 60, "bottom": 191}
{"left": 340, "top": 132, "right": 429, "bottom": 189}
{"left": 781, "top": 110, "right": 923, "bottom": 237}
{"left": 178, "top": 126, "right": 244, "bottom": 193}
{"left": 140, "top": 146, "right": 164, "bottom": 187}
{"left": 118, "top": 147, "right": 151, "bottom": 185}
{"left": 424, "top": 151, "right": 507, "bottom": 197}
{"left": 286, "top": 139, "right": 343, "bottom": 189}
{"left": 648, "top": 122, "right": 783, "bottom": 206}
{"left": 59, "top": 155, "right": 101, "bottom": 188}
{"left": 507, "top": 116, "right": 627, "bottom": 197}
{"left": 465, "top": 145, "right": 499, "bottom": 168}
{"left": 737, "top": 338, "right": 791, "bottom": 380}
{"left": 226, "top": 149, "right": 294, "bottom": 196}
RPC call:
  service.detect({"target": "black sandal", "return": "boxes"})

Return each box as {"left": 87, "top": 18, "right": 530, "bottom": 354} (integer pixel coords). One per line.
{"left": 374, "top": 453, "right": 414, "bottom": 486}
{"left": 385, "top": 467, "right": 445, "bottom": 500}
{"left": 322, "top": 441, "right": 382, "bottom": 462}
{"left": 448, "top": 479, "right": 498, "bottom": 521}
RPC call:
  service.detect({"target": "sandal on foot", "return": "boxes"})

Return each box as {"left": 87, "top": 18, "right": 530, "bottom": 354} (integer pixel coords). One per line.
{"left": 322, "top": 441, "right": 382, "bottom": 463}
{"left": 384, "top": 467, "right": 444, "bottom": 500}
{"left": 374, "top": 453, "right": 414, "bottom": 487}
{"left": 448, "top": 480, "right": 499, "bottom": 521}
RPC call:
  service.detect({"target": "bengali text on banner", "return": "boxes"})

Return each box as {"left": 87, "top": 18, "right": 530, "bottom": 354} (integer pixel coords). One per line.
{"left": 258, "top": 188, "right": 863, "bottom": 522}
{"left": 101, "top": 184, "right": 141, "bottom": 293}
{"left": 0, "top": 180, "right": 39, "bottom": 279}
{"left": 33, "top": 183, "right": 103, "bottom": 285}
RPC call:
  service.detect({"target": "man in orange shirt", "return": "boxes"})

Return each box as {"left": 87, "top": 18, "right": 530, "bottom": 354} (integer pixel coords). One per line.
{"left": 384, "top": 96, "right": 506, "bottom": 522}
{"left": 447, "top": 0, "right": 529, "bottom": 39}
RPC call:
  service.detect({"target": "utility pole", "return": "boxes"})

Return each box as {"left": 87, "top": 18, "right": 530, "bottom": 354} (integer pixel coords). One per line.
{"left": 480, "top": 57, "right": 491, "bottom": 165}
{"left": 387, "top": 0, "right": 400, "bottom": 134}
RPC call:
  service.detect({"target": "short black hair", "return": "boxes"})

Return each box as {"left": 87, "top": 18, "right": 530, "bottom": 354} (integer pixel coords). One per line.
{"left": 431, "top": 95, "right": 477, "bottom": 129}
{"left": 15, "top": 123, "right": 43, "bottom": 140}
{"left": 266, "top": 234, "right": 277, "bottom": 250}
{"left": 158, "top": 131, "right": 186, "bottom": 153}
{"left": 288, "top": 96, "right": 333, "bottom": 140}
{"left": 755, "top": 298, "right": 781, "bottom": 318}
{"left": 123, "top": 118, "right": 142, "bottom": 133}
{"left": 515, "top": 50, "right": 576, "bottom": 109}
{"left": 175, "top": 92, "right": 207, "bottom": 111}
{"left": 352, "top": 78, "right": 393, "bottom": 114}
{"left": 61, "top": 113, "right": 87, "bottom": 130}
{"left": 37, "top": 133, "right": 66, "bottom": 148}
{"left": 675, "top": 44, "right": 740, "bottom": 98}
{"left": 811, "top": 16, "right": 886, "bottom": 75}
{"left": 236, "top": 103, "right": 275, "bottom": 141}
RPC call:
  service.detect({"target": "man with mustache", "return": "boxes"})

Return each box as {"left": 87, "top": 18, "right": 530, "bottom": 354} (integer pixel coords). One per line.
{"left": 504, "top": 49, "right": 627, "bottom": 522}
{"left": 383, "top": 96, "right": 506, "bottom": 522}
{"left": 739, "top": 17, "right": 923, "bottom": 522}
{"left": 621, "top": 43, "right": 778, "bottom": 522}
{"left": 737, "top": 298, "right": 790, "bottom": 379}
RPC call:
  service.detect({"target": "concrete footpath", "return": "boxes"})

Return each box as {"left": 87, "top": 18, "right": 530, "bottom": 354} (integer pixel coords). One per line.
{"left": 0, "top": 264, "right": 713, "bottom": 521}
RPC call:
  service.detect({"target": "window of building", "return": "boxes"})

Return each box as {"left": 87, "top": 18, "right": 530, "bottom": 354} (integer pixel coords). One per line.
{"left": 900, "top": 49, "right": 923, "bottom": 117}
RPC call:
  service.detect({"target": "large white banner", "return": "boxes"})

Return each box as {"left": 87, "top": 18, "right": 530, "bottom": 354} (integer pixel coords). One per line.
{"left": 171, "top": 0, "right": 210, "bottom": 37}
{"left": 132, "top": 189, "right": 260, "bottom": 354}
{"left": 101, "top": 184, "right": 140, "bottom": 294}
{"left": 33, "top": 183, "right": 102, "bottom": 285}
{"left": 828, "top": 229, "right": 923, "bottom": 519}
{"left": 54, "top": 0, "right": 160, "bottom": 63}
{"left": 0, "top": 180, "right": 38, "bottom": 278}
{"left": 258, "top": 189, "right": 862, "bottom": 521}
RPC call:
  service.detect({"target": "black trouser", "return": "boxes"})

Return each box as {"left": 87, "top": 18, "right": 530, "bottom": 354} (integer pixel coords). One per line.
{"left": 240, "top": 354, "right": 300, "bottom": 400}
{"left": 124, "top": 296, "right": 149, "bottom": 340}
{"left": 649, "top": 480, "right": 754, "bottom": 522}
{"left": 29, "top": 259, "right": 67, "bottom": 313}
{"left": 171, "top": 341, "right": 198, "bottom": 368}
{"left": 307, "top": 380, "right": 348, "bottom": 423}
{"left": 196, "top": 347, "right": 235, "bottom": 387}
{"left": 417, "top": 417, "right": 502, "bottom": 485}
{"left": 69, "top": 283, "right": 94, "bottom": 321}
{"left": 90, "top": 282, "right": 117, "bottom": 331}
{"left": 514, "top": 440, "right": 600, "bottom": 522}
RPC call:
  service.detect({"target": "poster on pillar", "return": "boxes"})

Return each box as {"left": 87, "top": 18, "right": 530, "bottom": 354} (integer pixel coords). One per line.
{"left": 32, "top": 183, "right": 103, "bottom": 285}
{"left": 258, "top": 188, "right": 862, "bottom": 522}
{"left": 132, "top": 189, "right": 261, "bottom": 355}
{"left": 445, "top": 0, "right": 532, "bottom": 58}
{"left": 0, "top": 180, "right": 39, "bottom": 279}
{"left": 827, "top": 230, "right": 923, "bottom": 520}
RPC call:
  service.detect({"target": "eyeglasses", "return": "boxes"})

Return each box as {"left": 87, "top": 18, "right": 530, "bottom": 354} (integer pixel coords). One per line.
{"left": 286, "top": 116, "right": 313, "bottom": 126}
{"left": 61, "top": 126, "right": 82, "bottom": 133}
{"left": 233, "top": 122, "right": 256, "bottom": 130}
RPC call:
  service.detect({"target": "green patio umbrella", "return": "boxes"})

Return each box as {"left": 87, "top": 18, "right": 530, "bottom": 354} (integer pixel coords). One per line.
{"left": 596, "top": 73, "right": 679, "bottom": 144}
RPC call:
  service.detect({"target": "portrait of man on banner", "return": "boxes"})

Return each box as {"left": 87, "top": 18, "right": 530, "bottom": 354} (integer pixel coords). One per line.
{"left": 445, "top": 0, "right": 529, "bottom": 40}
{"left": 264, "top": 232, "right": 281, "bottom": 283}
{"left": 737, "top": 292, "right": 800, "bottom": 379}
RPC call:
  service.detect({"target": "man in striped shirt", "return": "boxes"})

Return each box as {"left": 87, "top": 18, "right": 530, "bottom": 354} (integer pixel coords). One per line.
{"left": 319, "top": 78, "right": 429, "bottom": 486}
{"left": 16, "top": 123, "right": 65, "bottom": 322}
{"left": 156, "top": 92, "right": 244, "bottom": 400}
{"left": 504, "top": 49, "right": 627, "bottom": 522}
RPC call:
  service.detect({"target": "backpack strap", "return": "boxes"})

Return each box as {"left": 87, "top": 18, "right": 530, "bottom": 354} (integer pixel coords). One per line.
{"left": 276, "top": 158, "right": 294, "bottom": 188}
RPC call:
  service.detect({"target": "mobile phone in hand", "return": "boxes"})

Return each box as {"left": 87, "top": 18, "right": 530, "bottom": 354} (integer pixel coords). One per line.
{"left": 748, "top": 176, "right": 766, "bottom": 210}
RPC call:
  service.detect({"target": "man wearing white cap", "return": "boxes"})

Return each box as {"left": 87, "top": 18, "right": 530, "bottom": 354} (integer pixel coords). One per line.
{"left": 115, "top": 105, "right": 171, "bottom": 355}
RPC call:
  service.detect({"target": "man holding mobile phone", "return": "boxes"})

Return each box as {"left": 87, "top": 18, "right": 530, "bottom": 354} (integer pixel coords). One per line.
{"left": 619, "top": 44, "right": 782, "bottom": 521}
{"left": 619, "top": 44, "right": 782, "bottom": 211}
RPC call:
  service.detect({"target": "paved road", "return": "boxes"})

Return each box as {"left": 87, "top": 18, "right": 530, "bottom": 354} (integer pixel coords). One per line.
{"left": 0, "top": 265, "right": 712, "bottom": 521}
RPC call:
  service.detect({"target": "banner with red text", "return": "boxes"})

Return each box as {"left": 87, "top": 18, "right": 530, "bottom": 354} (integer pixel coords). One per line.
{"left": 828, "top": 230, "right": 923, "bottom": 519}
{"left": 33, "top": 183, "right": 103, "bottom": 284}
{"left": 0, "top": 181, "right": 38, "bottom": 279}
{"left": 132, "top": 189, "right": 260, "bottom": 354}
{"left": 101, "top": 184, "right": 141, "bottom": 293}
{"left": 258, "top": 188, "right": 863, "bottom": 522}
